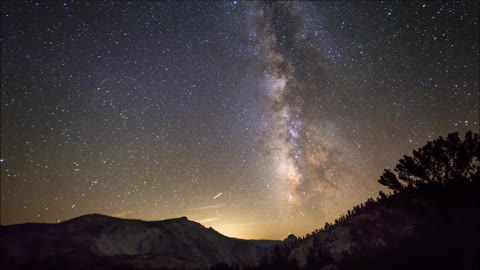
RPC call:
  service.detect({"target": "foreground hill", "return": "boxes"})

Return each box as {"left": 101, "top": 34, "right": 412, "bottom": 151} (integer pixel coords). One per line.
{"left": 249, "top": 180, "right": 480, "bottom": 270}
{"left": 0, "top": 214, "right": 280, "bottom": 269}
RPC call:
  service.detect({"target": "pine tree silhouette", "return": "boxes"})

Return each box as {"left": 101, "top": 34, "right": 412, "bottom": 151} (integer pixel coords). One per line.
{"left": 378, "top": 131, "right": 479, "bottom": 191}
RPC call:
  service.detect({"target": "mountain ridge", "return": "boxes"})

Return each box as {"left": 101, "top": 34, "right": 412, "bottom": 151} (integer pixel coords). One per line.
{"left": 2, "top": 182, "right": 479, "bottom": 270}
{"left": 0, "top": 213, "right": 282, "bottom": 269}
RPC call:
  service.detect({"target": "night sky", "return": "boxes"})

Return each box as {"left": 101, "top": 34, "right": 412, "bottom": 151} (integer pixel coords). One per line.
{"left": 1, "top": 1, "right": 478, "bottom": 240}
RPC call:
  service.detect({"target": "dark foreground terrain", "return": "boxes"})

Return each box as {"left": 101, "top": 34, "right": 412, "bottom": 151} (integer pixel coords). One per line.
{"left": 248, "top": 179, "right": 480, "bottom": 270}
{"left": 0, "top": 214, "right": 280, "bottom": 270}
{"left": 1, "top": 180, "right": 479, "bottom": 270}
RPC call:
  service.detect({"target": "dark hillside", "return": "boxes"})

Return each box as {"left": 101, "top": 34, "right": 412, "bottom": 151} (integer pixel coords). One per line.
{"left": 248, "top": 180, "right": 479, "bottom": 270}
{"left": 0, "top": 215, "right": 280, "bottom": 270}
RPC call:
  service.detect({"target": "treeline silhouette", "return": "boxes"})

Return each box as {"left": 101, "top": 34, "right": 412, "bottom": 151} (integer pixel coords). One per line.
{"left": 242, "top": 131, "right": 479, "bottom": 270}
{"left": 378, "top": 131, "right": 478, "bottom": 191}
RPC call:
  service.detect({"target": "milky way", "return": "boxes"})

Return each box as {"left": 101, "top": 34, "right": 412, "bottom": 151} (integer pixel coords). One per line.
{"left": 1, "top": 1, "right": 478, "bottom": 239}
{"left": 256, "top": 3, "right": 305, "bottom": 206}
{"left": 255, "top": 3, "right": 371, "bottom": 220}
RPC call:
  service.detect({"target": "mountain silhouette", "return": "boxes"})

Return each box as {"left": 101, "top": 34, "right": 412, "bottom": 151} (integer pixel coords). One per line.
{"left": 0, "top": 214, "right": 281, "bottom": 269}
{"left": 2, "top": 181, "right": 479, "bottom": 270}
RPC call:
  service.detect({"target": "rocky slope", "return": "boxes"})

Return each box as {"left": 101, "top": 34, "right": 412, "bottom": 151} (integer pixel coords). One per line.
{"left": 0, "top": 214, "right": 280, "bottom": 269}
{"left": 252, "top": 181, "right": 480, "bottom": 270}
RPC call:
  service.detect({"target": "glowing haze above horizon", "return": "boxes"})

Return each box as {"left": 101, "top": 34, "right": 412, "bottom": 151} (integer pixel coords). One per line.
{"left": 1, "top": 1, "right": 478, "bottom": 239}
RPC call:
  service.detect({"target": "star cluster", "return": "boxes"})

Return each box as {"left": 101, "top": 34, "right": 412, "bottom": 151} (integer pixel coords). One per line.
{"left": 1, "top": 1, "right": 478, "bottom": 239}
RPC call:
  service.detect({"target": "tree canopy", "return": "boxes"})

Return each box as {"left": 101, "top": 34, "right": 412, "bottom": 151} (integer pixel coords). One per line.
{"left": 378, "top": 131, "right": 479, "bottom": 191}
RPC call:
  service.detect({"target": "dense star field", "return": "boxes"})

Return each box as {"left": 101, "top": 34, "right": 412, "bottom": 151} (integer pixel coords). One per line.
{"left": 1, "top": 1, "right": 478, "bottom": 239}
